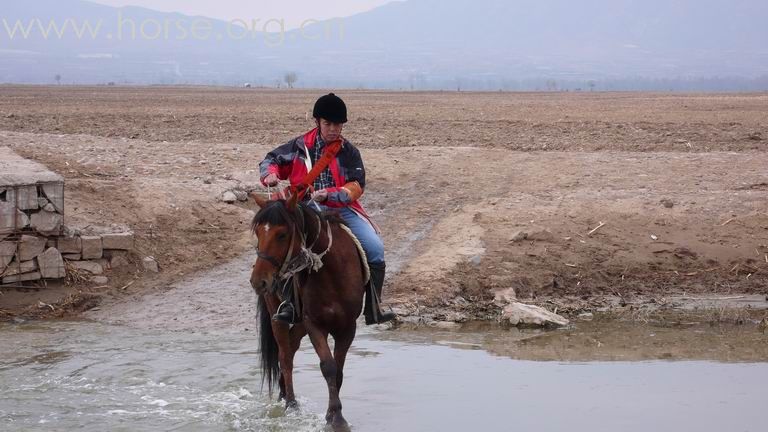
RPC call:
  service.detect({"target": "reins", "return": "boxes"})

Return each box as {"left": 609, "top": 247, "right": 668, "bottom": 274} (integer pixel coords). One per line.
{"left": 290, "top": 138, "right": 342, "bottom": 201}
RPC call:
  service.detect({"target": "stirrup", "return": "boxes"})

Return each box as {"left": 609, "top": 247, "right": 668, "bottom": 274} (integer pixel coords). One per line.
{"left": 365, "top": 304, "right": 397, "bottom": 325}
{"left": 273, "top": 301, "right": 296, "bottom": 323}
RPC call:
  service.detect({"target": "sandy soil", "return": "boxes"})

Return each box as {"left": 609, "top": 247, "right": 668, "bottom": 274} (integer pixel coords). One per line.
{"left": 1, "top": 86, "right": 767, "bottom": 322}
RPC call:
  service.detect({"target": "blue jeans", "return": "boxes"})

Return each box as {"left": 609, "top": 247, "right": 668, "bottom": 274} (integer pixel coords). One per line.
{"left": 314, "top": 205, "right": 384, "bottom": 264}
{"left": 339, "top": 207, "right": 385, "bottom": 264}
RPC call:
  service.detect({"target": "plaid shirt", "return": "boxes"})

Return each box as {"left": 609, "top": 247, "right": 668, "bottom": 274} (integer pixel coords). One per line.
{"left": 311, "top": 134, "right": 335, "bottom": 191}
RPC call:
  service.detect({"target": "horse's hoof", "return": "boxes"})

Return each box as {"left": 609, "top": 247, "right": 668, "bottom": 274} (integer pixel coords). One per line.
{"left": 330, "top": 414, "right": 350, "bottom": 432}
{"left": 285, "top": 399, "right": 299, "bottom": 411}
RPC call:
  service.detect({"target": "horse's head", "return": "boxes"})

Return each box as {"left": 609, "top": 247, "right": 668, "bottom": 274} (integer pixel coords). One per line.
{"left": 249, "top": 192, "right": 303, "bottom": 294}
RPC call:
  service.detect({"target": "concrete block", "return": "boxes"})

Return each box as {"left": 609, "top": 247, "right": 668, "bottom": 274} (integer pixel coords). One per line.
{"left": 81, "top": 236, "right": 103, "bottom": 260}
{"left": 37, "top": 247, "right": 66, "bottom": 279}
{"left": 101, "top": 232, "right": 134, "bottom": 250}
{"left": 2, "top": 259, "right": 38, "bottom": 276}
{"left": 5, "top": 185, "right": 39, "bottom": 210}
{"left": 0, "top": 202, "right": 30, "bottom": 234}
{"left": 30, "top": 211, "right": 63, "bottom": 235}
{"left": 68, "top": 260, "right": 103, "bottom": 275}
{"left": 3, "top": 271, "right": 42, "bottom": 284}
{"left": 18, "top": 235, "right": 47, "bottom": 261}
{"left": 57, "top": 236, "right": 82, "bottom": 254}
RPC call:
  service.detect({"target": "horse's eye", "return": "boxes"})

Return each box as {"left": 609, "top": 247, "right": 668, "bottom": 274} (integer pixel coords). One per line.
{"left": 277, "top": 233, "right": 288, "bottom": 241}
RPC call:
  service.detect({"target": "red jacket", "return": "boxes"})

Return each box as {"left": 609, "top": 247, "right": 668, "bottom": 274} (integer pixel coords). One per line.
{"left": 259, "top": 128, "right": 377, "bottom": 228}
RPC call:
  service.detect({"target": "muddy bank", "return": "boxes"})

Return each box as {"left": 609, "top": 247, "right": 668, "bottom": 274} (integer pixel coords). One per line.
{"left": 1, "top": 88, "right": 767, "bottom": 320}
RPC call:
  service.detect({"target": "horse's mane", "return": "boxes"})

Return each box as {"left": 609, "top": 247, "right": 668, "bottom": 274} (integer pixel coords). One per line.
{"left": 250, "top": 200, "right": 345, "bottom": 236}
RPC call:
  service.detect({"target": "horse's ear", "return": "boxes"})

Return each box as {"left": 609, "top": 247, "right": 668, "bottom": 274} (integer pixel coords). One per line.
{"left": 286, "top": 189, "right": 299, "bottom": 211}
{"left": 250, "top": 192, "right": 269, "bottom": 209}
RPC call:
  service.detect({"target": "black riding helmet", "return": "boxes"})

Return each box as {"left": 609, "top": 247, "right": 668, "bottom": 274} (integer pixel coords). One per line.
{"left": 312, "top": 93, "right": 348, "bottom": 124}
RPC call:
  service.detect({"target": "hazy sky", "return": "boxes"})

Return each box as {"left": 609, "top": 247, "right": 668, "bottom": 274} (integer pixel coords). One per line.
{"left": 90, "top": 0, "right": 397, "bottom": 28}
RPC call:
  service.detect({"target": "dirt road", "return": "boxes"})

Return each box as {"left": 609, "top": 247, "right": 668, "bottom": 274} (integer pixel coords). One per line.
{"left": 1, "top": 87, "right": 767, "bottom": 321}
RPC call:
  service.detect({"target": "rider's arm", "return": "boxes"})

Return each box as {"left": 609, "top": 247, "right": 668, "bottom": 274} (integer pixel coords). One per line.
{"left": 323, "top": 145, "right": 366, "bottom": 206}
{"left": 259, "top": 138, "right": 299, "bottom": 185}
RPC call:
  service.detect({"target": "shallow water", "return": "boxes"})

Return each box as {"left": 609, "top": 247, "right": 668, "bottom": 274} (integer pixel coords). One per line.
{"left": 1, "top": 319, "right": 767, "bottom": 432}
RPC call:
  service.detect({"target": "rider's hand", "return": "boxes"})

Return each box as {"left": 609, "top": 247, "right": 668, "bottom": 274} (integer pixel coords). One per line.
{"left": 263, "top": 173, "right": 279, "bottom": 187}
{"left": 311, "top": 189, "right": 329, "bottom": 202}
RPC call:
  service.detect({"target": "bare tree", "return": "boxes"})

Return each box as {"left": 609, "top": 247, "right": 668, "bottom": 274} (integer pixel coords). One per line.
{"left": 546, "top": 79, "right": 558, "bottom": 91}
{"left": 283, "top": 72, "right": 298, "bottom": 89}
{"left": 54, "top": 74, "right": 62, "bottom": 85}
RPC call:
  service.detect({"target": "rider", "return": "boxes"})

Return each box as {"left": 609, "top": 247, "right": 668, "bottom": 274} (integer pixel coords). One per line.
{"left": 259, "top": 93, "right": 396, "bottom": 325}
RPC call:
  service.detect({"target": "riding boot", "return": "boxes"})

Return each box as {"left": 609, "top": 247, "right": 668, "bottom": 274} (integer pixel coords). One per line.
{"left": 364, "top": 262, "right": 397, "bottom": 325}
{"left": 273, "top": 279, "right": 297, "bottom": 324}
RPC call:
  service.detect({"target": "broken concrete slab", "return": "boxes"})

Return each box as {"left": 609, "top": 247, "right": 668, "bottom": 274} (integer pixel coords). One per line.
{"left": 0, "top": 202, "right": 30, "bottom": 233}
{"left": 30, "top": 211, "right": 63, "bottom": 235}
{"left": 1, "top": 259, "right": 38, "bottom": 276}
{"left": 3, "top": 271, "right": 42, "bottom": 284}
{"left": 142, "top": 256, "right": 159, "bottom": 273}
{"left": 37, "top": 247, "right": 66, "bottom": 279}
{"left": 0, "top": 147, "right": 64, "bottom": 186}
{"left": 80, "top": 236, "right": 103, "bottom": 260}
{"left": 101, "top": 232, "right": 134, "bottom": 250}
{"left": 91, "top": 275, "right": 109, "bottom": 285}
{"left": 493, "top": 287, "right": 517, "bottom": 308}
{"left": 5, "top": 185, "right": 39, "bottom": 210}
{"left": 502, "top": 302, "right": 569, "bottom": 328}
{"left": 37, "top": 196, "right": 50, "bottom": 209}
{"left": 41, "top": 183, "right": 64, "bottom": 214}
{"left": 221, "top": 191, "right": 238, "bottom": 203}
{"left": 0, "top": 241, "right": 15, "bottom": 271}
{"left": 18, "top": 235, "right": 48, "bottom": 261}
{"left": 68, "top": 260, "right": 103, "bottom": 275}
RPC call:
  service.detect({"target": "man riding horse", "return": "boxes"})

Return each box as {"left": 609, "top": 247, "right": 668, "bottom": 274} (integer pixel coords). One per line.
{"left": 259, "top": 93, "right": 396, "bottom": 325}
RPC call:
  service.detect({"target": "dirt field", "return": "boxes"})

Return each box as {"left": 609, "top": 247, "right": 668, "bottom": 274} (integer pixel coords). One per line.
{"left": 1, "top": 86, "right": 767, "bottom": 321}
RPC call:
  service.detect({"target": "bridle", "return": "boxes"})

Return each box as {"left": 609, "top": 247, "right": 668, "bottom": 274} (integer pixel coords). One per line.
{"left": 254, "top": 204, "right": 333, "bottom": 293}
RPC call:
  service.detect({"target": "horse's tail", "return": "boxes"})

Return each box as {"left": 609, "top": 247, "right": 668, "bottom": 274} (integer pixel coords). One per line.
{"left": 257, "top": 295, "right": 280, "bottom": 395}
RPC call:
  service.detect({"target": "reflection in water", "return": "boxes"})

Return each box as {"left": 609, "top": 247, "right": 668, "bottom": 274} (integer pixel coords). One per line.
{"left": 0, "top": 320, "right": 766, "bottom": 432}
{"left": 384, "top": 319, "right": 768, "bottom": 362}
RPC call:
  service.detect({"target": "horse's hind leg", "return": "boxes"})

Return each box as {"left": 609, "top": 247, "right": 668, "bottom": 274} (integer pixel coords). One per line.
{"left": 306, "top": 324, "right": 348, "bottom": 428}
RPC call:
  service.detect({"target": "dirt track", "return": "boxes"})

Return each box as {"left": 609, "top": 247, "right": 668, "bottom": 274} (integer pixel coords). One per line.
{"left": 1, "top": 87, "right": 767, "bottom": 321}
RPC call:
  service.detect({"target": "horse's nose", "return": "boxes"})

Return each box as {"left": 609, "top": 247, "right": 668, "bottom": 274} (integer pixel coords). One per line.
{"left": 250, "top": 275, "right": 270, "bottom": 293}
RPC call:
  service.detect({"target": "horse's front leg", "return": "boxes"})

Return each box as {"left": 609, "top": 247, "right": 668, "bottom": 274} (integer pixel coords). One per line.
{"left": 279, "top": 324, "right": 307, "bottom": 409}
{"left": 305, "top": 323, "right": 348, "bottom": 429}
{"left": 332, "top": 327, "right": 355, "bottom": 392}
{"left": 264, "top": 294, "right": 303, "bottom": 409}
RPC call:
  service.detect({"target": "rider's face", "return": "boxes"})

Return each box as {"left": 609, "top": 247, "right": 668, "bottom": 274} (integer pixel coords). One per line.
{"left": 317, "top": 118, "right": 343, "bottom": 142}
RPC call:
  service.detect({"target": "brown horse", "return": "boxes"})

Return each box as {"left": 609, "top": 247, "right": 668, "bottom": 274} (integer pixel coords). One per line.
{"left": 249, "top": 192, "right": 366, "bottom": 430}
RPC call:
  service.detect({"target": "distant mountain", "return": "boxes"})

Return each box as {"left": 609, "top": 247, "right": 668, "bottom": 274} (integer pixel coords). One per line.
{"left": 1, "top": 0, "right": 767, "bottom": 89}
